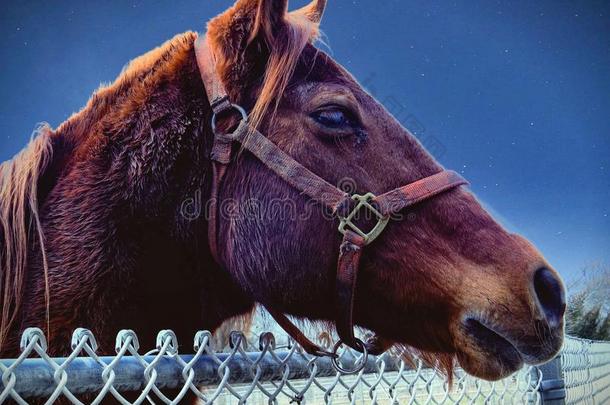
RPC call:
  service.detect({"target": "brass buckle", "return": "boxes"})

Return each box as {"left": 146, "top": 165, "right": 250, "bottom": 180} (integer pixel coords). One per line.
{"left": 338, "top": 193, "right": 389, "bottom": 245}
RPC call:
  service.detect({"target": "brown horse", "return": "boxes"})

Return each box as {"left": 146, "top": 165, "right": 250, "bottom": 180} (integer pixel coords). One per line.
{"left": 0, "top": 0, "right": 565, "bottom": 381}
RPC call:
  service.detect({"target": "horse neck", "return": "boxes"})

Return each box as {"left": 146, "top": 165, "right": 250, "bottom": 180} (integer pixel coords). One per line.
{"left": 53, "top": 32, "right": 215, "bottom": 238}
{"left": 0, "top": 32, "right": 254, "bottom": 355}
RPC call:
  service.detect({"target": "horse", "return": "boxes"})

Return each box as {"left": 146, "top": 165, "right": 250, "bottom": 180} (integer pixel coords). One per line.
{"left": 0, "top": 0, "right": 565, "bottom": 384}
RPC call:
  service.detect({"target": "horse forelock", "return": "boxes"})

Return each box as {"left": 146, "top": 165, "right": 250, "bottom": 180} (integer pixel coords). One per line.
{"left": 206, "top": 2, "right": 320, "bottom": 134}
{"left": 0, "top": 125, "right": 53, "bottom": 351}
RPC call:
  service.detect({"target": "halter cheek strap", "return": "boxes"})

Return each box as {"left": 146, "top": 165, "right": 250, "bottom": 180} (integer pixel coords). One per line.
{"left": 195, "top": 33, "right": 468, "bottom": 371}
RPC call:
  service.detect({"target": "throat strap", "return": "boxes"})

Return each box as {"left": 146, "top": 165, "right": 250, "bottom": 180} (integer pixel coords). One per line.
{"left": 194, "top": 33, "right": 468, "bottom": 365}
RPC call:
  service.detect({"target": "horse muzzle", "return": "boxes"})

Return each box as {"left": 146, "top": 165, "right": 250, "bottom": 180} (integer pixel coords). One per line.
{"left": 454, "top": 264, "right": 565, "bottom": 380}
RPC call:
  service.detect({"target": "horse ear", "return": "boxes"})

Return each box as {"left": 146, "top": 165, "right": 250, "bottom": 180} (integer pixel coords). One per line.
{"left": 206, "top": 0, "right": 289, "bottom": 85}
{"left": 250, "top": 0, "right": 289, "bottom": 46}
{"left": 206, "top": 0, "right": 307, "bottom": 106}
{"left": 207, "top": 0, "right": 288, "bottom": 54}
{"left": 289, "top": 0, "right": 326, "bottom": 25}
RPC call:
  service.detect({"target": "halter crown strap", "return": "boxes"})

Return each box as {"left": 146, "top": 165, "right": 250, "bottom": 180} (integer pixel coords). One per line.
{"left": 194, "top": 33, "right": 468, "bottom": 367}
{"left": 195, "top": 35, "right": 230, "bottom": 114}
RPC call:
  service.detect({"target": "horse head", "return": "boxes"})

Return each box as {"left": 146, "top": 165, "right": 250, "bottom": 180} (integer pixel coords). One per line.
{"left": 204, "top": 0, "right": 565, "bottom": 380}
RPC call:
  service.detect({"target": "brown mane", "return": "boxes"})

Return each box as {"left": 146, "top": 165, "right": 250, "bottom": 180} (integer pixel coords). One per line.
{"left": 0, "top": 32, "right": 199, "bottom": 351}
{"left": 55, "top": 32, "right": 198, "bottom": 147}
{"left": 0, "top": 125, "right": 53, "bottom": 350}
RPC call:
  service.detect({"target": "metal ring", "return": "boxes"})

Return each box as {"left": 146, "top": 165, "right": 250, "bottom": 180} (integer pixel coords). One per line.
{"left": 331, "top": 338, "right": 368, "bottom": 375}
{"left": 211, "top": 103, "right": 247, "bottom": 135}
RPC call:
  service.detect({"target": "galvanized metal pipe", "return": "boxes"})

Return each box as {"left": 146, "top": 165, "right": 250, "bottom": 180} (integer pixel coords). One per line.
{"left": 0, "top": 351, "right": 397, "bottom": 399}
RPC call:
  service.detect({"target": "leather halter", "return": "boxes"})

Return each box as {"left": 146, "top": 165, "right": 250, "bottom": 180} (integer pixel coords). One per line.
{"left": 195, "top": 34, "right": 467, "bottom": 372}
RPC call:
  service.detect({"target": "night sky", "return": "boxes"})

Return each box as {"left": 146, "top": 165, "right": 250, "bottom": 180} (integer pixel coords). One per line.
{"left": 1, "top": 1, "right": 608, "bottom": 283}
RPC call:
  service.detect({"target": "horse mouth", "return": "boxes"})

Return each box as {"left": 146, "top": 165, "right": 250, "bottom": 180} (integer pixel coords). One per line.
{"left": 457, "top": 318, "right": 524, "bottom": 380}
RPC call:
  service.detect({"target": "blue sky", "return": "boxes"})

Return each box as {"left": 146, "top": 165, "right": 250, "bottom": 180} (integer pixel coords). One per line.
{"left": 0, "top": 1, "right": 608, "bottom": 284}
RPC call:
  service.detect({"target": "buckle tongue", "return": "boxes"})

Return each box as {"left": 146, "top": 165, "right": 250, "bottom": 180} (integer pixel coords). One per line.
{"left": 338, "top": 192, "right": 389, "bottom": 245}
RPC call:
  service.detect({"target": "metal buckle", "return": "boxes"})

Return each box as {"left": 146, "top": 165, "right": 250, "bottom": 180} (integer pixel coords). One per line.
{"left": 338, "top": 192, "right": 389, "bottom": 245}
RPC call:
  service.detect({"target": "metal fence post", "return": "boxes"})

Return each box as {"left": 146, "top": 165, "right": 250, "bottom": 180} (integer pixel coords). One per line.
{"left": 537, "top": 355, "right": 566, "bottom": 404}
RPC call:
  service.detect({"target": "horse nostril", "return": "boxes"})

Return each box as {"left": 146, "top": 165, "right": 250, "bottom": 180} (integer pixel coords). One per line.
{"left": 533, "top": 267, "right": 566, "bottom": 327}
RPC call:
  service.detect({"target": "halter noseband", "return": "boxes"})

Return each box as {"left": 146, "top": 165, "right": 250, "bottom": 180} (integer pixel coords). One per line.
{"left": 195, "top": 34, "right": 467, "bottom": 373}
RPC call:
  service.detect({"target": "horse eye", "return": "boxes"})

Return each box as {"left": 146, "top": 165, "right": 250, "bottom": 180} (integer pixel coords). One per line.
{"left": 311, "top": 107, "right": 355, "bottom": 129}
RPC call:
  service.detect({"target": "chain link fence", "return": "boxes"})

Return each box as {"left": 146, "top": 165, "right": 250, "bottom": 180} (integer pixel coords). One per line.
{"left": 0, "top": 327, "right": 608, "bottom": 404}
{"left": 561, "top": 337, "right": 610, "bottom": 404}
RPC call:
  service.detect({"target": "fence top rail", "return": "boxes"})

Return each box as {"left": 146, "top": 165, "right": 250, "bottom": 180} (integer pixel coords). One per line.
{"left": 0, "top": 327, "right": 402, "bottom": 402}
{"left": 0, "top": 328, "right": 606, "bottom": 404}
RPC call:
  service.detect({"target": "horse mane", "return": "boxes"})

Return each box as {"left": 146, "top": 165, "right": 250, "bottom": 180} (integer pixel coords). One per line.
{"left": 249, "top": 11, "right": 320, "bottom": 131}
{"left": 0, "top": 32, "right": 199, "bottom": 352}
{"left": 0, "top": 125, "right": 53, "bottom": 350}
